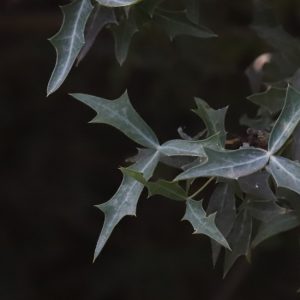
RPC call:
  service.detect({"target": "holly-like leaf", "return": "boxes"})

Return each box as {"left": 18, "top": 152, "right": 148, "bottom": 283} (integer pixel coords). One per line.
{"left": 77, "top": 5, "right": 117, "bottom": 64}
{"left": 111, "top": 15, "right": 138, "bottom": 65}
{"left": 267, "top": 155, "right": 300, "bottom": 195}
{"left": 153, "top": 10, "right": 216, "bottom": 41}
{"left": 238, "top": 171, "right": 276, "bottom": 201}
{"left": 192, "top": 98, "right": 228, "bottom": 145}
{"left": 96, "top": 0, "right": 141, "bottom": 7}
{"left": 207, "top": 182, "right": 236, "bottom": 266}
{"left": 224, "top": 210, "right": 252, "bottom": 276}
{"left": 175, "top": 148, "right": 269, "bottom": 181}
{"left": 47, "top": 0, "right": 93, "bottom": 95}
{"left": 94, "top": 149, "right": 160, "bottom": 260}
{"left": 268, "top": 85, "right": 300, "bottom": 154}
{"left": 183, "top": 199, "right": 230, "bottom": 249}
{"left": 247, "top": 87, "right": 286, "bottom": 115}
{"left": 70, "top": 92, "right": 159, "bottom": 148}
{"left": 252, "top": 212, "right": 300, "bottom": 248}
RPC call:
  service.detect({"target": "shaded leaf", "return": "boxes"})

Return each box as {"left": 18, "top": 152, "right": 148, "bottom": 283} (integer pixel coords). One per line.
{"left": 138, "top": 0, "right": 163, "bottom": 16}
{"left": 207, "top": 182, "right": 236, "bottom": 266}
{"left": 238, "top": 171, "right": 276, "bottom": 201}
{"left": 268, "top": 85, "right": 300, "bottom": 154}
{"left": 186, "top": 0, "right": 200, "bottom": 24}
{"left": 47, "top": 0, "right": 93, "bottom": 95}
{"left": 96, "top": 0, "right": 141, "bottom": 7}
{"left": 94, "top": 149, "right": 160, "bottom": 259}
{"left": 224, "top": 210, "right": 252, "bottom": 276}
{"left": 153, "top": 10, "right": 216, "bottom": 40}
{"left": 77, "top": 5, "right": 117, "bottom": 64}
{"left": 247, "top": 87, "right": 286, "bottom": 115}
{"left": 193, "top": 98, "right": 228, "bottom": 145}
{"left": 252, "top": 212, "right": 300, "bottom": 248}
{"left": 175, "top": 148, "right": 269, "bottom": 181}
{"left": 183, "top": 199, "right": 230, "bottom": 249}
{"left": 267, "top": 155, "right": 300, "bottom": 195}
{"left": 70, "top": 92, "right": 159, "bottom": 148}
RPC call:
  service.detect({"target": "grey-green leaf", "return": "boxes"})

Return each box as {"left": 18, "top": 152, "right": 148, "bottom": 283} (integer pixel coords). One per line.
{"left": 186, "top": 0, "right": 200, "bottom": 24}
{"left": 175, "top": 148, "right": 269, "bottom": 181}
{"left": 94, "top": 149, "right": 160, "bottom": 260}
{"left": 193, "top": 98, "right": 228, "bottom": 145}
{"left": 70, "top": 92, "right": 159, "bottom": 148}
{"left": 47, "top": 0, "right": 93, "bottom": 95}
{"left": 267, "top": 155, "right": 300, "bottom": 195}
{"left": 252, "top": 212, "right": 300, "bottom": 248}
{"left": 207, "top": 182, "right": 236, "bottom": 266}
{"left": 268, "top": 85, "right": 300, "bottom": 154}
{"left": 96, "top": 0, "right": 141, "bottom": 7}
{"left": 77, "top": 5, "right": 117, "bottom": 64}
{"left": 247, "top": 87, "right": 286, "bottom": 115}
{"left": 183, "top": 199, "right": 230, "bottom": 249}
{"left": 112, "top": 15, "right": 138, "bottom": 65}
{"left": 224, "top": 210, "right": 252, "bottom": 276}
{"left": 153, "top": 11, "right": 216, "bottom": 41}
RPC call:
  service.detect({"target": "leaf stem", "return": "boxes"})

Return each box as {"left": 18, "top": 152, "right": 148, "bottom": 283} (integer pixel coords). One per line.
{"left": 188, "top": 177, "right": 215, "bottom": 199}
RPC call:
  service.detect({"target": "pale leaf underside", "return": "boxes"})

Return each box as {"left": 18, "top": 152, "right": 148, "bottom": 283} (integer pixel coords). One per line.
{"left": 96, "top": 0, "right": 141, "bottom": 7}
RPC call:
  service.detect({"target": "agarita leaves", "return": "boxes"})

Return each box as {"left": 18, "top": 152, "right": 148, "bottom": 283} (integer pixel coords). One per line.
{"left": 94, "top": 149, "right": 160, "bottom": 259}
{"left": 70, "top": 92, "right": 159, "bottom": 148}
{"left": 175, "top": 148, "right": 269, "bottom": 181}
{"left": 47, "top": 0, "right": 93, "bottom": 95}
{"left": 268, "top": 85, "right": 300, "bottom": 154}
{"left": 96, "top": 0, "right": 141, "bottom": 7}
{"left": 183, "top": 199, "right": 230, "bottom": 249}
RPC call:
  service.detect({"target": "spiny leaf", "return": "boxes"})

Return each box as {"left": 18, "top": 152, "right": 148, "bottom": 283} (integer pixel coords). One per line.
{"left": 224, "top": 209, "right": 252, "bottom": 276}
{"left": 96, "top": 0, "right": 142, "bottom": 7}
{"left": 153, "top": 10, "right": 216, "bottom": 41}
{"left": 121, "top": 168, "right": 187, "bottom": 201}
{"left": 247, "top": 87, "right": 286, "bottom": 115}
{"left": 193, "top": 98, "right": 228, "bottom": 146}
{"left": 268, "top": 85, "right": 300, "bottom": 154}
{"left": 267, "top": 155, "right": 300, "bottom": 195}
{"left": 77, "top": 5, "right": 117, "bottom": 64}
{"left": 238, "top": 171, "right": 276, "bottom": 201}
{"left": 183, "top": 199, "right": 230, "bottom": 249}
{"left": 94, "top": 149, "right": 160, "bottom": 260}
{"left": 47, "top": 0, "right": 93, "bottom": 95}
{"left": 175, "top": 148, "right": 269, "bottom": 181}
{"left": 111, "top": 14, "right": 138, "bottom": 65}
{"left": 70, "top": 92, "right": 159, "bottom": 148}
{"left": 207, "top": 182, "right": 236, "bottom": 266}
{"left": 252, "top": 212, "right": 300, "bottom": 248}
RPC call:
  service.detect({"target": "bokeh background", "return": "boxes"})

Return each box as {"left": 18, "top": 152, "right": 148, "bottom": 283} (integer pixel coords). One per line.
{"left": 0, "top": 0, "right": 300, "bottom": 299}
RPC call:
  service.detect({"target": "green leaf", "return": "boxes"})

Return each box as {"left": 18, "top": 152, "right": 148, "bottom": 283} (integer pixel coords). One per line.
{"left": 153, "top": 10, "right": 216, "bottom": 41}
{"left": 247, "top": 87, "right": 286, "bottom": 115}
{"left": 96, "top": 0, "right": 142, "bottom": 7}
{"left": 77, "top": 5, "right": 117, "bottom": 64}
{"left": 183, "top": 199, "right": 230, "bottom": 249}
{"left": 111, "top": 14, "right": 138, "bottom": 65}
{"left": 175, "top": 148, "right": 269, "bottom": 181}
{"left": 207, "top": 182, "right": 236, "bottom": 266}
{"left": 138, "top": 0, "right": 163, "bottom": 16}
{"left": 268, "top": 85, "right": 300, "bottom": 154}
{"left": 94, "top": 149, "right": 160, "bottom": 260}
{"left": 224, "top": 210, "right": 252, "bottom": 276}
{"left": 47, "top": 0, "right": 93, "bottom": 95}
{"left": 70, "top": 92, "right": 159, "bottom": 148}
{"left": 186, "top": 0, "right": 200, "bottom": 24}
{"left": 238, "top": 171, "right": 276, "bottom": 201}
{"left": 252, "top": 212, "right": 300, "bottom": 248}
{"left": 267, "top": 155, "right": 300, "bottom": 195}
{"left": 192, "top": 98, "right": 228, "bottom": 146}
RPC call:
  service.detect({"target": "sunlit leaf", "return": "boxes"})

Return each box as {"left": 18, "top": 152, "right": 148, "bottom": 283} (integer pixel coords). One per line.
{"left": 252, "top": 212, "right": 300, "bottom": 248}
{"left": 183, "top": 199, "right": 230, "bottom": 249}
{"left": 268, "top": 85, "right": 300, "bottom": 154}
{"left": 94, "top": 149, "right": 160, "bottom": 260}
{"left": 70, "top": 92, "right": 159, "bottom": 148}
{"left": 175, "top": 148, "right": 269, "bottom": 181}
{"left": 47, "top": 0, "right": 93, "bottom": 95}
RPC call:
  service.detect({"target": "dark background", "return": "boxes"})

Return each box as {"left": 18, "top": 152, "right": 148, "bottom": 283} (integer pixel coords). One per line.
{"left": 0, "top": 0, "right": 300, "bottom": 299}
